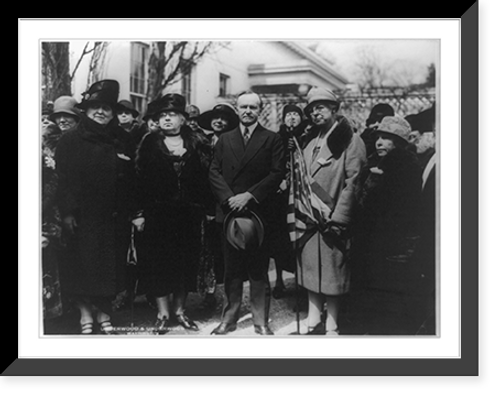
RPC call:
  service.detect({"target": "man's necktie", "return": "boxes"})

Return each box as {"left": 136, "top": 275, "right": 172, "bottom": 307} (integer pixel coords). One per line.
{"left": 243, "top": 127, "right": 251, "bottom": 145}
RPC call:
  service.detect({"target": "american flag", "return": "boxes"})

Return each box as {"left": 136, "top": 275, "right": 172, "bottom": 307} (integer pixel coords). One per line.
{"left": 287, "top": 136, "right": 331, "bottom": 251}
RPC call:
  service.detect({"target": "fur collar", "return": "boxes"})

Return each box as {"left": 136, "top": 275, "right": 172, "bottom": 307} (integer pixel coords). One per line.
{"left": 377, "top": 147, "right": 420, "bottom": 174}
{"left": 302, "top": 115, "right": 354, "bottom": 159}
{"left": 136, "top": 125, "right": 211, "bottom": 167}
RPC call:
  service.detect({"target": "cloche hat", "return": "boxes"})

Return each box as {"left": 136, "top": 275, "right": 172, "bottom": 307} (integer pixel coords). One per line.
{"left": 282, "top": 104, "right": 304, "bottom": 120}
{"left": 304, "top": 86, "right": 340, "bottom": 116}
{"left": 116, "top": 99, "right": 139, "bottom": 118}
{"left": 375, "top": 115, "right": 412, "bottom": 143}
{"left": 366, "top": 103, "right": 394, "bottom": 126}
{"left": 48, "top": 96, "right": 81, "bottom": 122}
{"left": 186, "top": 104, "right": 201, "bottom": 120}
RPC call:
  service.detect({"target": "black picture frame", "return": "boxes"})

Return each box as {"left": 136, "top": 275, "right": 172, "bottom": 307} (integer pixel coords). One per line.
{"left": 12, "top": 7, "right": 479, "bottom": 377}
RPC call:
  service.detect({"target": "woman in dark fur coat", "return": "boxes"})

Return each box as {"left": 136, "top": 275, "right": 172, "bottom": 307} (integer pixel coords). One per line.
{"left": 353, "top": 115, "right": 422, "bottom": 288}
{"left": 55, "top": 80, "right": 137, "bottom": 335}
{"left": 132, "top": 93, "right": 212, "bottom": 334}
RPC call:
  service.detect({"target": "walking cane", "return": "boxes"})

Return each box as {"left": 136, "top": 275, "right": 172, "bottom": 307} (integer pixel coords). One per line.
{"left": 293, "top": 241, "right": 301, "bottom": 335}
{"left": 127, "top": 225, "right": 139, "bottom": 331}
{"left": 288, "top": 143, "right": 302, "bottom": 335}
{"left": 130, "top": 277, "right": 139, "bottom": 329}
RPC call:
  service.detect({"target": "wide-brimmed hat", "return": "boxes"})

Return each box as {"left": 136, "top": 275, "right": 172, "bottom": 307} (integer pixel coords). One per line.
{"left": 223, "top": 209, "right": 265, "bottom": 251}
{"left": 412, "top": 104, "right": 436, "bottom": 134}
{"left": 366, "top": 103, "right": 394, "bottom": 126}
{"left": 48, "top": 96, "right": 81, "bottom": 122}
{"left": 143, "top": 99, "right": 160, "bottom": 121}
{"left": 304, "top": 86, "right": 340, "bottom": 116}
{"left": 154, "top": 93, "right": 189, "bottom": 119}
{"left": 198, "top": 103, "right": 239, "bottom": 131}
{"left": 374, "top": 115, "right": 412, "bottom": 143}
{"left": 116, "top": 99, "right": 139, "bottom": 118}
{"left": 77, "top": 79, "right": 120, "bottom": 110}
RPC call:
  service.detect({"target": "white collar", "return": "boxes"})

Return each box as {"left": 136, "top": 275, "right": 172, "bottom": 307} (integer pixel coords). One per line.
{"left": 240, "top": 122, "right": 258, "bottom": 135}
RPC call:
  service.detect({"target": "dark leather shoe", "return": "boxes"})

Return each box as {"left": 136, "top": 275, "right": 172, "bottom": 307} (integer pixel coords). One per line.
{"left": 176, "top": 314, "right": 199, "bottom": 331}
{"left": 254, "top": 325, "right": 274, "bottom": 335}
{"left": 211, "top": 322, "right": 237, "bottom": 335}
{"left": 306, "top": 322, "right": 326, "bottom": 335}
{"left": 155, "top": 316, "right": 170, "bottom": 335}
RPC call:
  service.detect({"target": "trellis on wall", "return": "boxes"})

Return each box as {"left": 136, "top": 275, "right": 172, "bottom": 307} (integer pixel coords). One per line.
{"left": 340, "top": 91, "right": 436, "bottom": 133}
{"left": 248, "top": 91, "right": 436, "bottom": 133}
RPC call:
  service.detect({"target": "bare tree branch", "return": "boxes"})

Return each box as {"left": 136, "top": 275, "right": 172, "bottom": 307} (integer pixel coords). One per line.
{"left": 41, "top": 42, "right": 71, "bottom": 102}
{"left": 163, "top": 41, "right": 213, "bottom": 89}
{"left": 353, "top": 45, "right": 388, "bottom": 92}
{"left": 162, "top": 42, "right": 188, "bottom": 89}
{"left": 146, "top": 41, "right": 220, "bottom": 102}
{"left": 86, "top": 42, "right": 109, "bottom": 87}
{"left": 70, "top": 42, "right": 94, "bottom": 82}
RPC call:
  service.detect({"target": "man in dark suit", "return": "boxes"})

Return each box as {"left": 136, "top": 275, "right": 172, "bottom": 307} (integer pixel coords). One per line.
{"left": 209, "top": 91, "right": 285, "bottom": 335}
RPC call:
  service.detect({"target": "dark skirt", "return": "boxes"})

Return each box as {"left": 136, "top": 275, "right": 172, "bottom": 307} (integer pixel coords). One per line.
{"left": 139, "top": 203, "right": 203, "bottom": 297}
{"left": 58, "top": 214, "right": 129, "bottom": 300}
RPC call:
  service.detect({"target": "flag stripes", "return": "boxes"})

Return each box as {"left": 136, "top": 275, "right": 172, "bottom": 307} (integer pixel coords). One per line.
{"left": 287, "top": 136, "right": 329, "bottom": 250}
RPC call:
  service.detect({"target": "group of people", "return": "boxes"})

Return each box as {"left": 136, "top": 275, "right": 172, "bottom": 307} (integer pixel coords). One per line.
{"left": 41, "top": 78, "right": 436, "bottom": 336}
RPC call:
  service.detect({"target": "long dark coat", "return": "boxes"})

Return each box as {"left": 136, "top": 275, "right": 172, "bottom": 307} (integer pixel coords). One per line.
{"left": 55, "top": 115, "right": 137, "bottom": 298}
{"left": 414, "top": 150, "right": 436, "bottom": 283}
{"left": 356, "top": 146, "right": 422, "bottom": 260}
{"left": 135, "top": 127, "right": 213, "bottom": 296}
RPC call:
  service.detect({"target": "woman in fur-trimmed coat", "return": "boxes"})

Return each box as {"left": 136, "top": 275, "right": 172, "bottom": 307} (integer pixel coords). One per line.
{"left": 297, "top": 96, "right": 367, "bottom": 335}
{"left": 133, "top": 94, "right": 213, "bottom": 332}
{"left": 299, "top": 115, "right": 366, "bottom": 293}
{"left": 55, "top": 80, "right": 137, "bottom": 335}
{"left": 353, "top": 117, "right": 422, "bottom": 289}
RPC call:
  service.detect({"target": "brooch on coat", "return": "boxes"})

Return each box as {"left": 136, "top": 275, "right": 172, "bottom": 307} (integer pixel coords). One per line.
{"left": 369, "top": 167, "right": 384, "bottom": 175}
{"left": 117, "top": 153, "right": 131, "bottom": 161}
{"left": 317, "top": 157, "right": 332, "bottom": 167}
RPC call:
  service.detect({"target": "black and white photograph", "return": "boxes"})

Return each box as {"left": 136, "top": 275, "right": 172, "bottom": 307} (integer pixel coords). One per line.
{"left": 15, "top": 15, "right": 481, "bottom": 382}
{"left": 40, "top": 38, "right": 439, "bottom": 338}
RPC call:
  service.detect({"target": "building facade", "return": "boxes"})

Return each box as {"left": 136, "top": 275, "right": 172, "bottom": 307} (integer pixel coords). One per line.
{"left": 70, "top": 40, "right": 348, "bottom": 125}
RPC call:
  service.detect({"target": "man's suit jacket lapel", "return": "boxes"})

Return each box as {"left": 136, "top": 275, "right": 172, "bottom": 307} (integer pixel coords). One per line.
{"left": 228, "top": 127, "right": 245, "bottom": 164}
{"left": 229, "top": 124, "right": 269, "bottom": 179}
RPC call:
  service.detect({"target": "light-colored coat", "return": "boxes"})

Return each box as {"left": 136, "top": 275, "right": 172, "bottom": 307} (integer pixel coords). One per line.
{"left": 297, "top": 117, "right": 367, "bottom": 295}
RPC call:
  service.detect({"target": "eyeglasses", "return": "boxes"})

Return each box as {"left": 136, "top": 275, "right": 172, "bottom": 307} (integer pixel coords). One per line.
{"left": 309, "top": 104, "right": 330, "bottom": 114}
{"left": 158, "top": 112, "right": 180, "bottom": 118}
